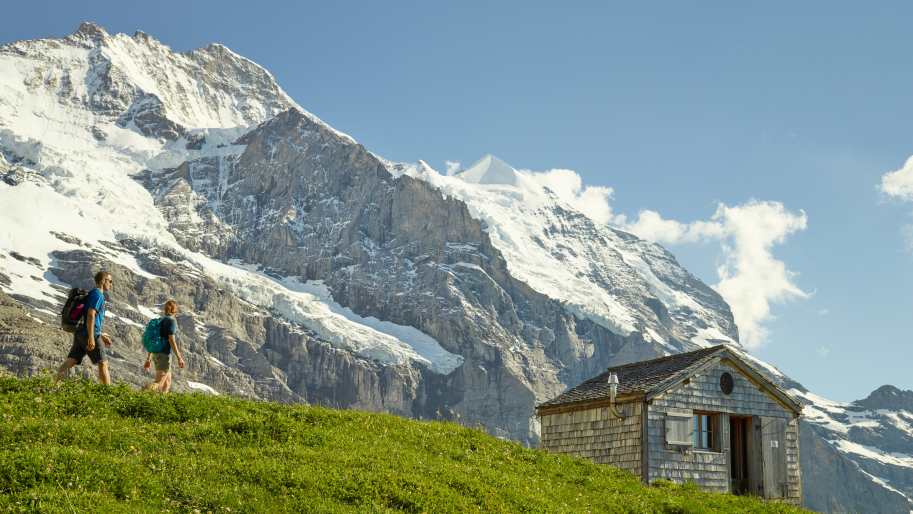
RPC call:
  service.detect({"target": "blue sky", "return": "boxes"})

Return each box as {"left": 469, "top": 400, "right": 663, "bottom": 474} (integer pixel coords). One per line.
{"left": 4, "top": 1, "right": 912, "bottom": 402}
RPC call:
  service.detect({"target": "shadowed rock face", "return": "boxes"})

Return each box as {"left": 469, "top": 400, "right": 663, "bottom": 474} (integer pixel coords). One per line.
{"left": 801, "top": 421, "right": 912, "bottom": 514}
{"left": 856, "top": 385, "right": 913, "bottom": 413}
{"left": 142, "top": 108, "right": 661, "bottom": 442}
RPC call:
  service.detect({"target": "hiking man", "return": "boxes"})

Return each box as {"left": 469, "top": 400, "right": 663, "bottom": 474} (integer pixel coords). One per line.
{"left": 143, "top": 300, "right": 185, "bottom": 393}
{"left": 56, "top": 271, "right": 113, "bottom": 384}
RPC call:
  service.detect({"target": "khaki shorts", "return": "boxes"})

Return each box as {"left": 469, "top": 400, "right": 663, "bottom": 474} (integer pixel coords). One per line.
{"left": 152, "top": 353, "right": 171, "bottom": 372}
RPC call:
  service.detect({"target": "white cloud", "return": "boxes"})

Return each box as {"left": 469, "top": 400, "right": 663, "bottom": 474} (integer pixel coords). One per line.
{"left": 625, "top": 209, "right": 724, "bottom": 244}
{"left": 444, "top": 160, "right": 461, "bottom": 176}
{"left": 881, "top": 156, "right": 913, "bottom": 201}
{"left": 710, "top": 202, "right": 809, "bottom": 348}
{"left": 880, "top": 156, "right": 913, "bottom": 252}
{"left": 522, "top": 168, "right": 622, "bottom": 225}
{"left": 622, "top": 201, "right": 808, "bottom": 349}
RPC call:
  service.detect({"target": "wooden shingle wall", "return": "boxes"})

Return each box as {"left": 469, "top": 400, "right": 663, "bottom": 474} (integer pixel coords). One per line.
{"left": 785, "top": 416, "right": 801, "bottom": 499}
{"left": 647, "top": 360, "right": 801, "bottom": 503}
{"left": 539, "top": 402, "right": 643, "bottom": 477}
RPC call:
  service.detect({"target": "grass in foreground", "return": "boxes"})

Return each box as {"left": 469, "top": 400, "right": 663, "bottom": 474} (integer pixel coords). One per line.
{"left": 0, "top": 377, "right": 807, "bottom": 513}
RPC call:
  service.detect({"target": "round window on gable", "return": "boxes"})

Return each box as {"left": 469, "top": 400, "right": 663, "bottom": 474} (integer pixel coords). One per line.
{"left": 720, "top": 372, "right": 734, "bottom": 395}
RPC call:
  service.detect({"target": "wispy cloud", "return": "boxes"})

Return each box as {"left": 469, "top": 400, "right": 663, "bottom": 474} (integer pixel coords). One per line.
{"left": 881, "top": 156, "right": 913, "bottom": 200}
{"left": 444, "top": 161, "right": 461, "bottom": 176}
{"left": 880, "top": 156, "right": 913, "bottom": 252}
{"left": 903, "top": 225, "right": 913, "bottom": 253}
{"left": 816, "top": 345, "right": 831, "bottom": 358}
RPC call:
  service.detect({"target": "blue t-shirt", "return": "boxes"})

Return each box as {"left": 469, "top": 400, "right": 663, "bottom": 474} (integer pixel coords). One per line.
{"left": 81, "top": 288, "right": 106, "bottom": 336}
{"left": 159, "top": 316, "right": 177, "bottom": 355}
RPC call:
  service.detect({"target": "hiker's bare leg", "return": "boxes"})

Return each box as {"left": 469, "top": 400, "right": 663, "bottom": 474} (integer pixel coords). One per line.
{"left": 55, "top": 358, "right": 77, "bottom": 381}
{"left": 97, "top": 361, "right": 111, "bottom": 385}
{"left": 162, "top": 372, "right": 172, "bottom": 393}
{"left": 147, "top": 370, "right": 167, "bottom": 392}
{"left": 144, "top": 370, "right": 166, "bottom": 392}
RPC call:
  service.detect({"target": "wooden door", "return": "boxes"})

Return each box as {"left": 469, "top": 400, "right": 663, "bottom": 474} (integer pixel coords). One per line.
{"left": 760, "top": 416, "right": 788, "bottom": 499}
{"left": 749, "top": 417, "right": 763, "bottom": 496}
{"left": 729, "top": 416, "right": 750, "bottom": 495}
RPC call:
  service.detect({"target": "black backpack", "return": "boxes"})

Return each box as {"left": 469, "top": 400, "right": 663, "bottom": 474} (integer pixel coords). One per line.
{"left": 60, "top": 288, "right": 88, "bottom": 333}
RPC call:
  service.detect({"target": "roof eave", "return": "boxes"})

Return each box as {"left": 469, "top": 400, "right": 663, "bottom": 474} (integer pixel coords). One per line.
{"left": 536, "top": 393, "right": 645, "bottom": 416}
{"left": 643, "top": 349, "right": 803, "bottom": 416}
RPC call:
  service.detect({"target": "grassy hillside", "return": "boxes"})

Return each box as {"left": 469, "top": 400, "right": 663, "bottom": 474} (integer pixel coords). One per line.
{"left": 0, "top": 377, "right": 806, "bottom": 513}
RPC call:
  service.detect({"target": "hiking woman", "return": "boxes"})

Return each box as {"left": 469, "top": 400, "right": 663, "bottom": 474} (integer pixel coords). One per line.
{"left": 143, "top": 300, "right": 185, "bottom": 392}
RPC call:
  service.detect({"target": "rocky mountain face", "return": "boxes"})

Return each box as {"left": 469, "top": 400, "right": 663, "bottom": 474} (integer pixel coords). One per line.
{"left": 789, "top": 385, "right": 913, "bottom": 513}
{"left": 857, "top": 386, "right": 913, "bottom": 413}
{"left": 396, "top": 156, "right": 739, "bottom": 349}
{"left": 144, "top": 106, "right": 681, "bottom": 439}
{"left": 1, "top": 23, "right": 912, "bottom": 512}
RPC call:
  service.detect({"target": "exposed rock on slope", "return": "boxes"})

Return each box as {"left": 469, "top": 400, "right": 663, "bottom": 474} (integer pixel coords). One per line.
{"left": 787, "top": 385, "right": 913, "bottom": 512}
{"left": 142, "top": 107, "right": 671, "bottom": 439}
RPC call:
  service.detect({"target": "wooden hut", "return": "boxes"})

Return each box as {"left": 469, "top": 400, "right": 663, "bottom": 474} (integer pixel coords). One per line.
{"left": 536, "top": 345, "right": 802, "bottom": 503}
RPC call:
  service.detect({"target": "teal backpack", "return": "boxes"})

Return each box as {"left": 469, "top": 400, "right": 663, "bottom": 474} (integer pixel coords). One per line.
{"left": 142, "top": 318, "right": 167, "bottom": 353}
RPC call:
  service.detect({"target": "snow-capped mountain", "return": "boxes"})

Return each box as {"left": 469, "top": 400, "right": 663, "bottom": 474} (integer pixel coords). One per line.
{"left": 791, "top": 386, "right": 913, "bottom": 512}
{"left": 397, "top": 155, "right": 737, "bottom": 349}
{"left": 1, "top": 23, "right": 912, "bottom": 513}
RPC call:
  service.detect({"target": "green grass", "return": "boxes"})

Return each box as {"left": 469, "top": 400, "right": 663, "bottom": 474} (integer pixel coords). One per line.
{"left": 0, "top": 377, "right": 807, "bottom": 513}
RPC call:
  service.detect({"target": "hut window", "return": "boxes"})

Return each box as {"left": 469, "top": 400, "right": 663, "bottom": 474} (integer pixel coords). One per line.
{"left": 720, "top": 372, "right": 734, "bottom": 395}
{"left": 693, "top": 413, "right": 719, "bottom": 450}
{"left": 665, "top": 410, "right": 693, "bottom": 446}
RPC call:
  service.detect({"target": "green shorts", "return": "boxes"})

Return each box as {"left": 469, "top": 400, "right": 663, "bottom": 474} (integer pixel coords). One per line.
{"left": 152, "top": 353, "right": 171, "bottom": 372}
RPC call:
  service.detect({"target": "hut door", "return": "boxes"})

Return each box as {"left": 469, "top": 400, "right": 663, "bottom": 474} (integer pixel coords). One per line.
{"left": 728, "top": 416, "right": 750, "bottom": 495}
{"left": 760, "top": 417, "right": 788, "bottom": 499}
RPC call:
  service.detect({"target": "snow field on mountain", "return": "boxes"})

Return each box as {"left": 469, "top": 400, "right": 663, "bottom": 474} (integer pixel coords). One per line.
{"left": 833, "top": 439, "right": 913, "bottom": 468}
{"left": 187, "top": 380, "right": 219, "bottom": 394}
{"left": 397, "top": 159, "right": 735, "bottom": 347}
{"left": 223, "top": 261, "right": 464, "bottom": 374}
{"left": 401, "top": 161, "right": 637, "bottom": 335}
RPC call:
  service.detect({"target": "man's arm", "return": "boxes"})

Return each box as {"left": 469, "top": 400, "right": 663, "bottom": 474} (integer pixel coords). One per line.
{"left": 85, "top": 309, "right": 96, "bottom": 351}
{"left": 144, "top": 352, "right": 152, "bottom": 370}
{"left": 168, "top": 334, "right": 185, "bottom": 369}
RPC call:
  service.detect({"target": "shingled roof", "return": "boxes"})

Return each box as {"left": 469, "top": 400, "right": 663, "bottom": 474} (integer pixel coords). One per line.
{"left": 537, "top": 344, "right": 801, "bottom": 414}
{"left": 539, "top": 346, "right": 724, "bottom": 409}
